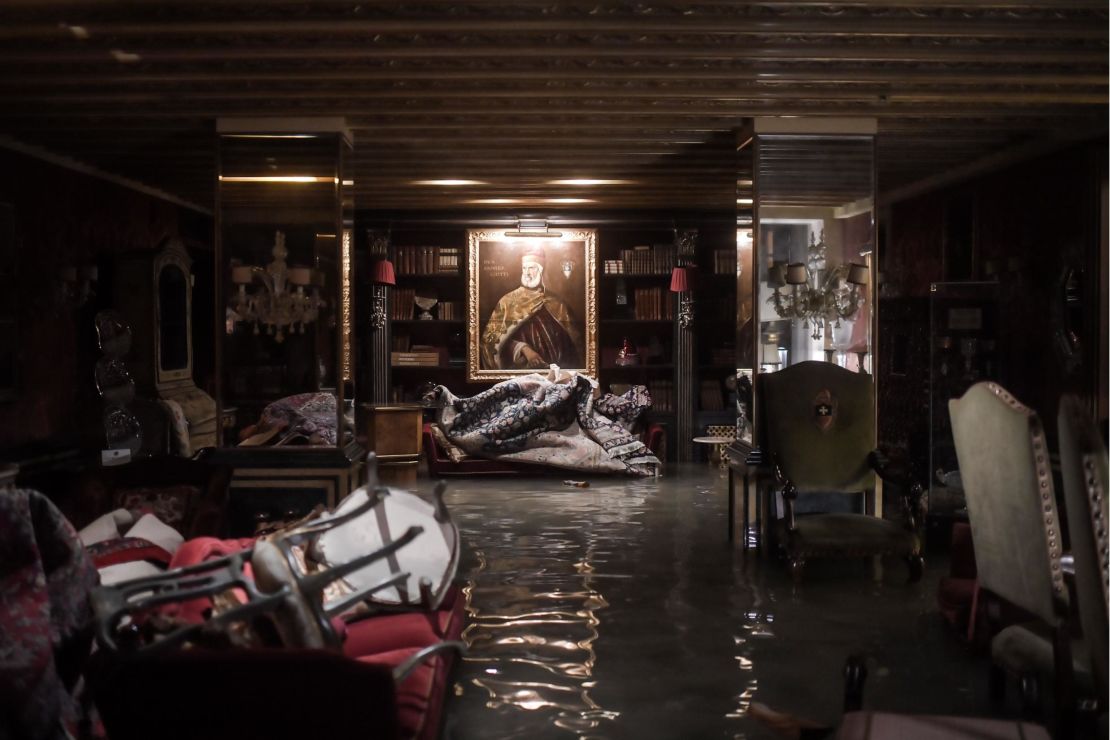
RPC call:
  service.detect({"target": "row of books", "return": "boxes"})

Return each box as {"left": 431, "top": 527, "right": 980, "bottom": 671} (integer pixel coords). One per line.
{"left": 699, "top": 379, "right": 726, "bottom": 411}
{"left": 709, "top": 345, "right": 734, "bottom": 366}
{"left": 632, "top": 287, "right": 674, "bottom": 321}
{"left": 614, "top": 246, "right": 676, "bottom": 275}
{"left": 393, "top": 246, "right": 461, "bottom": 275}
{"left": 390, "top": 288, "right": 419, "bottom": 320}
{"left": 646, "top": 380, "right": 675, "bottom": 413}
{"left": 712, "top": 249, "right": 737, "bottom": 275}
{"left": 437, "top": 300, "right": 462, "bottom": 320}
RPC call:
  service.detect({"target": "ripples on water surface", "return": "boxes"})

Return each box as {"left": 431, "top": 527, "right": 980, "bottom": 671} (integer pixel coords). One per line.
{"left": 439, "top": 467, "right": 986, "bottom": 740}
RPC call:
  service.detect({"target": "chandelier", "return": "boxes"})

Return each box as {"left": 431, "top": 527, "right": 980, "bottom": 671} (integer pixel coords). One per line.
{"left": 230, "top": 230, "right": 325, "bottom": 342}
{"left": 768, "top": 230, "right": 869, "bottom": 341}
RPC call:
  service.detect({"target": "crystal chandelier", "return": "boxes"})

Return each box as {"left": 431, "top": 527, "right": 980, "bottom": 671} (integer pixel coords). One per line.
{"left": 230, "top": 230, "right": 325, "bottom": 342}
{"left": 768, "top": 230, "right": 869, "bottom": 341}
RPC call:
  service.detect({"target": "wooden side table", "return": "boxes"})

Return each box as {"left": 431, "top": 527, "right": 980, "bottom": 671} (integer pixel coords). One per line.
{"left": 724, "top": 443, "right": 768, "bottom": 549}
{"left": 692, "top": 435, "right": 732, "bottom": 471}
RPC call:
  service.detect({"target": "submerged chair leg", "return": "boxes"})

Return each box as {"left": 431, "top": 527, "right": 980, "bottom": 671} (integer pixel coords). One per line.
{"left": 1018, "top": 673, "right": 1041, "bottom": 719}
{"left": 843, "top": 653, "right": 868, "bottom": 712}
{"left": 905, "top": 555, "right": 924, "bottom": 583}
{"left": 789, "top": 558, "right": 806, "bottom": 584}
{"left": 988, "top": 664, "right": 1007, "bottom": 704}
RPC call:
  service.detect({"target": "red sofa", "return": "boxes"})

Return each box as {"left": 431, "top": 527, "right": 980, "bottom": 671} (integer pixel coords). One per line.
{"left": 422, "top": 421, "right": 666, "bottom": 476}
{"left": 87, "top": 535, "right": 466, "bottom": 740}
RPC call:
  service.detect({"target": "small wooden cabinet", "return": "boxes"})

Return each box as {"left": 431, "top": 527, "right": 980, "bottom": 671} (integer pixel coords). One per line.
{"left": 360, "top": 403, "right": 423, "bottom": 485}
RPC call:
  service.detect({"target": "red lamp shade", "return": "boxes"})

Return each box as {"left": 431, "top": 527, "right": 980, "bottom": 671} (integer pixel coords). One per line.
{"left": 669, "top": 266, "right": 695, "bottom": 293}
{"left": 372, "top": 259, "right": 396, "bottom": 286}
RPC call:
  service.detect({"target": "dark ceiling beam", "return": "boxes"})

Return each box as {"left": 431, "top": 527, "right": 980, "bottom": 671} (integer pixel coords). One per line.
{"left": 3, "top": 0, "right": 1106, "bottom": 8}
{"left": 1, "top": 16, "right": 1105, "bottom": 40}
{"left": 1, "top": 43, "right": 1103, "bottom": 65}
{"left": 6, "top": 88, "right": 1105, "bottom": 105}
{"left": 1, "top": 103, "right": 1100, "bottom": 119}
{"left": 2, "top": 69, "right": 1105, "bottom": 87}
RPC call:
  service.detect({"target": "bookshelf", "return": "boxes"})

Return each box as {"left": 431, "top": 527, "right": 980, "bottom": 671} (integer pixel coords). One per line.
{"left": 692, "top": 226, "right": 739, "bottom": 437}
{"left": 387, "top": 237, "right": 472, "bottom": 404}
{"left": 595, "top": 235, "right": 680, "bottom": 446}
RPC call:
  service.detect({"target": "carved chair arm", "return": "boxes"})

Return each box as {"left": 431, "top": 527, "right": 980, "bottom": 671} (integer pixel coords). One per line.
{"left": 868, "top": 447, "right": 925, "bottom": 532}
{"left": 770, "top": 457, "right": 798, "bottom": 533}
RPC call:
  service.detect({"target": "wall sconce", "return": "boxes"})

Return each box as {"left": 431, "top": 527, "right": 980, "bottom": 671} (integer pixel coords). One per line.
{"left": 768, "top": 233, "right": 869, "bottom": 341}
{"left": 228, "top": 229, "right": 324, "bottom": 342}
{"left": 59, "top": 264, "right": 98, "bottom": 308}
{"left": 370, "top": 257, "right": 396, "bottom": 330}
{"left": 670, "top": 266, "right": 695, "bottom": 329}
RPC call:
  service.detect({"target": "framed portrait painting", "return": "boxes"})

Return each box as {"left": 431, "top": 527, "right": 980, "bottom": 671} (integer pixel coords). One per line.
{"left": 467, "top": 228, "right": 597, "bottom": 381}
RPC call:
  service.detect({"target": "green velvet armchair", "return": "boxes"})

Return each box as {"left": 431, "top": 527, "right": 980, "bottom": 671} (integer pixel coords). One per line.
{"left": 759, "top": 361, "right": 924, "bottom": 583}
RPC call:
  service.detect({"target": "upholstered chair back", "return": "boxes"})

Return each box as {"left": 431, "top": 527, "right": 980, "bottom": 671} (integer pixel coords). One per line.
{"left": 949, "top": 383, "right": 1066, "bottom": 624}
{"left": 1057, "top": 395, "right": 1109, "bottom": 697}
{"left": 759, "top": 361, "right": 875, "bottom": 494}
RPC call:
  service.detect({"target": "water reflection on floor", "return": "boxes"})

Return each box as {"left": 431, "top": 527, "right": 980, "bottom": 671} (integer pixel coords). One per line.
{"left": 440, "top": 465, "right": 991, "bottom": 740}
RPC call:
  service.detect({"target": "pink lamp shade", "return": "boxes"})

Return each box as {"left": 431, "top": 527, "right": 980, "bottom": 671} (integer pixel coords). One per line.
{"left": 372, "top": 259, "right": 396, "bottom": 286}
{"left": 669, "top": 266, "right": 692, "bottom": 293}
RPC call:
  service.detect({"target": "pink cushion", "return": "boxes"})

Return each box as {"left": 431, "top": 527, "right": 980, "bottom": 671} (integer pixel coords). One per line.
{"left": 162, "top": 537, "right": 256, "bottom": 624}
{"left": 342, "top": 587, "right": 465, "bottom": 659}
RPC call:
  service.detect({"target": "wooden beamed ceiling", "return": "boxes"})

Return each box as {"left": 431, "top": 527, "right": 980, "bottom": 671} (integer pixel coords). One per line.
{"left": 0, "top": 1, "right": 1105, "bottom": 212}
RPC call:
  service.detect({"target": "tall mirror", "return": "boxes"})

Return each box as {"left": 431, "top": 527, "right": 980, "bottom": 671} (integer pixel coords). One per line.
{"left": 215, "top": 120, "right": 354, "bottom": 451}
{"left": 752, "top": 118, "right": 876, "bottom": 375}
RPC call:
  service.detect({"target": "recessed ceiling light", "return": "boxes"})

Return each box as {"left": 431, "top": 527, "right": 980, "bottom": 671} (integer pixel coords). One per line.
{"left": 546, "top": 179, "right": 631, "bottom": 186}
{"left": 110, "top": 49, "right": 141, "bottom": 63}
{"left": 412, "top": 179, "right": 487, "bottom": 186}
{"left": 545, "top": 198, "right": 595, "bottom": 204}
{"left": 60, "top": 23, "right": 89, "bottom": 39}
{"left": 469, "top": 198, "right": 520, "bottom": 204}
{"left": 342, "top": 179, "right": 354, "bottom": 186}
{"left": 219, "top": 175, "right": 337, "bottom": 184}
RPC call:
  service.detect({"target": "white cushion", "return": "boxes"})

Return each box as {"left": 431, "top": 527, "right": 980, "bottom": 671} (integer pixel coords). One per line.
{"left": 125, "top": 513, "right": 184, "bottom": 555}
{"left": 78, "top": 508, "right": 134, "bottom": 546}
{"left": 97, "top": 560, "right": 164, "bottom": 586}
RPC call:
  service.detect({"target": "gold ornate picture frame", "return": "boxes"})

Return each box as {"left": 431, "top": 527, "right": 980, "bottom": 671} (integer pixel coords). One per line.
{"left": 467, "top": 228, "right": 597, "bottom": 382}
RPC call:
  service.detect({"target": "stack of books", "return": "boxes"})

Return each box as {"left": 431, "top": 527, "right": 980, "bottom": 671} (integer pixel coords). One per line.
{"left": 603, "top": 259, "right": 625, "bottom": 274}
{"left": 391, "top": 344, "right": 442, "bottom": 367}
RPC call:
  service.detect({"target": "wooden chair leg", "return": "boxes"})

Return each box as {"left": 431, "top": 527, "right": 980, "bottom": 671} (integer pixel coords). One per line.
{"left": 871, "top": 555, "right": 883, "bottom": 582}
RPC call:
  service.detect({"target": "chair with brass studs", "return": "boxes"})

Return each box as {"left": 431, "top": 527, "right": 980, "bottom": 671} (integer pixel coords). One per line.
{"left": 950, "top": 383, "right": 1098, "bottom": 737}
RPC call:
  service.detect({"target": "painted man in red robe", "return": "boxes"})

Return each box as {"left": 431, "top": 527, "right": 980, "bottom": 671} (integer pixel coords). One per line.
{"left": 481, "top": 247, "right": 583, "bottom": 370}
